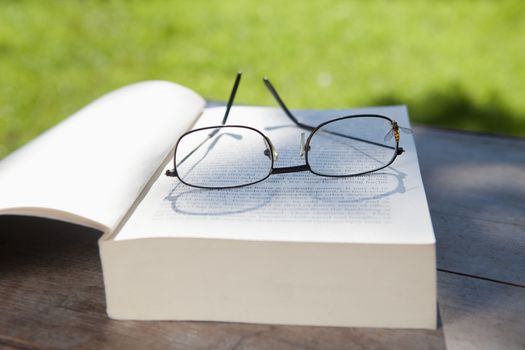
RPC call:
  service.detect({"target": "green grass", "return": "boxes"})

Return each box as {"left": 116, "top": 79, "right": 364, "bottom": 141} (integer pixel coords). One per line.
{"left": 1, "top": 0, "right": 524, "bottom": 158}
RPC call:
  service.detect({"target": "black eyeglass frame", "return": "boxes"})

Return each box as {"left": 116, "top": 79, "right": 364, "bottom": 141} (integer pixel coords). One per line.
{"left": 166, "top": 73, "right": 406, "bottom": 189}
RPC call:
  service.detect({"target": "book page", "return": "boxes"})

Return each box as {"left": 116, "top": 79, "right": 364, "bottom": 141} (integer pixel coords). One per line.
{"left": 0, "top": 81, "right": 205, "bottom": 231}
{"left": 116, "top": 105, "right": 435, "bottom": 244}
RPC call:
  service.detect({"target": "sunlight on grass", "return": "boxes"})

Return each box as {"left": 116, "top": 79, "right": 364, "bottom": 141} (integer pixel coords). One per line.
{"left": 0, "top": 0, "right": 524, "bottom": 157}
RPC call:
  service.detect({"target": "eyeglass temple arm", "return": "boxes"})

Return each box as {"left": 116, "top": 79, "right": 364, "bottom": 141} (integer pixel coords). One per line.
{"left": 222, "top": 71, "right": 242, "bottom": 125}
{"left": 263, "top": 77, "right": 400, "bottom": 153}
{"left": 263, "top": 77, "right": 309, "bottom": 128}
{"left": 167, "top": 73, "right": 242, "bottom": 177}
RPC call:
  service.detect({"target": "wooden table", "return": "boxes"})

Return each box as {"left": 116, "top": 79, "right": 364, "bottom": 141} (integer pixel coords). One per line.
{"left": 1, "top": 127, "right": 524, "bottom": 350}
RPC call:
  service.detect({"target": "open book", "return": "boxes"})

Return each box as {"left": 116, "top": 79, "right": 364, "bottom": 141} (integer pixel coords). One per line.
{"left": 0, "top": 80, "right": 436, "bottom": 329}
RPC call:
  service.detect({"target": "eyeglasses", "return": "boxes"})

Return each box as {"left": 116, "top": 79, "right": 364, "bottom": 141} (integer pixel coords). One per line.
{"left": 166, "top": 72, "right": 412, "bottom": 189}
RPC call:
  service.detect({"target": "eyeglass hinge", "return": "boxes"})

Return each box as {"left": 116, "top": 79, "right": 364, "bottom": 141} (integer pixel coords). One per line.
{"left": 165, "top": 169, "right": 177, "bottom": 177}
{"left": 397, "top": 147, "right": 405, "bottom": 155}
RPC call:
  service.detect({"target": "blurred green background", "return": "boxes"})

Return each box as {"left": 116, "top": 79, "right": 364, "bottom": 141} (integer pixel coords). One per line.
{"left": 1, "top": 0, "right": 524, "bottom": 158}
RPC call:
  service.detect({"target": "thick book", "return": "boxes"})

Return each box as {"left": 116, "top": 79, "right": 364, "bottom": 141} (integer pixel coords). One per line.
{"left": 0, "top": 80, "right": 436, "bottom": 329}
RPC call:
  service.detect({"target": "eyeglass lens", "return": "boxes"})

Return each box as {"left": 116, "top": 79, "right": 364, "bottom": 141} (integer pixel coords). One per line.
{"left": 307, "top": 116, "right": 397, "bottom": 176}
{"left": 175, "top": 126, "right": 273, "bottom": 189}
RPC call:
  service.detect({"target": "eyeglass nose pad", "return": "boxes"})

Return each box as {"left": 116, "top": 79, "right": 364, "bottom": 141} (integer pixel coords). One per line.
{"left": 263, "top": 139, "right": 279, "bottom": 162}
{"left": 299, "top": 132, "right": 306, "bottom": 159}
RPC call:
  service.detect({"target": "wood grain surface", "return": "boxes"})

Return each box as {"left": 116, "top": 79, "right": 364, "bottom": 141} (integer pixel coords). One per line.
{"left": 416, "top": 127, "right": 525, "bottom": 286}
{"left": 1, "top": 126, "right": 523, "bottom": 350}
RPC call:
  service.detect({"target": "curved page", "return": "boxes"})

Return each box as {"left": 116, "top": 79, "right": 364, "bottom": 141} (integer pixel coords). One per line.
{"left": 0, "top": 81, "right": 205, "bottom": 231}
